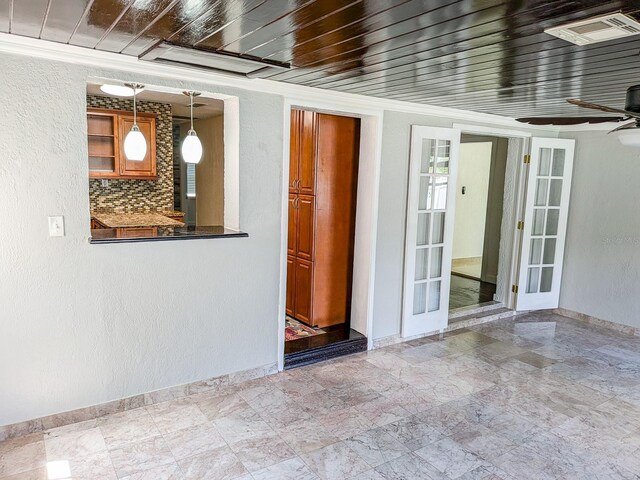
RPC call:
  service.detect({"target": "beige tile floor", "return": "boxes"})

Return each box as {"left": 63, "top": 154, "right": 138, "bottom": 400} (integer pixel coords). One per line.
{"left": 2, "top": 312, "right": 640, "bottom": 479}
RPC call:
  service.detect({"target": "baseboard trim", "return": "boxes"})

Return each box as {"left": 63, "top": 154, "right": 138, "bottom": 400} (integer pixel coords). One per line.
{"left": 554, "top": 308, "right": 639, "bottom": 336}
{"left": 0, "top": 362, "right": 278, "bottom": 443}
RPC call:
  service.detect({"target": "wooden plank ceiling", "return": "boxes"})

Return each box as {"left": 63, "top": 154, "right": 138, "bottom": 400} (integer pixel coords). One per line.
{"left": 3, "top": 0, "right": 640, "bottom": 118}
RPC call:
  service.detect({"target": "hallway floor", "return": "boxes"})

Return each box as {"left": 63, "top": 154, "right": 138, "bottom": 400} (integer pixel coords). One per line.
{"left": 449, "top": 274, "right": 497, "bottom": 310}
{"left": 2, "top": 312, "right": 640, "bottom": 479}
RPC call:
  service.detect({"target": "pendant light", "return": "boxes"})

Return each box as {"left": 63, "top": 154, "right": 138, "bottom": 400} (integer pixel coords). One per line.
{"left": 123, "top": 83, "right": 147, "bottom": 161}
{"left": 182, "top": 91, "right": 203, "bottom": 164}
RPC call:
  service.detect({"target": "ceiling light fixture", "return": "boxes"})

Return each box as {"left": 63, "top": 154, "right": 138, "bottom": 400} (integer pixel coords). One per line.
{"left": 123, "top": 83, "right": 147, "bottom": 161}
{"left": 100, "top": 84, "right": 142, "bottom": 97}
{"left": 182, "top": 91, "right": 203, "bottom": 164}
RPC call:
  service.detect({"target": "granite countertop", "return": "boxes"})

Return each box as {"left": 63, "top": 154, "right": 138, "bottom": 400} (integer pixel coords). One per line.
{"left": 92, "top": 212, "right": 185, "bottom": 228}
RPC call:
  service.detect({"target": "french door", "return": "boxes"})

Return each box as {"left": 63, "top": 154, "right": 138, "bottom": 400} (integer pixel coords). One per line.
{"left": 516, "top": 137, "right": 575, "bottom": 311}
{"left": 402, "top": 126, "right": 460, "bottom": 337}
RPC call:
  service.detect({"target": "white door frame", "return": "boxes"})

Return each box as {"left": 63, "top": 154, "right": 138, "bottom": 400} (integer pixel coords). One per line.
{"left": 452, "top": 123, "right": 533, "bottom": 310}
{"left": 277, "top": 98, "right": 384, "bottom": 370}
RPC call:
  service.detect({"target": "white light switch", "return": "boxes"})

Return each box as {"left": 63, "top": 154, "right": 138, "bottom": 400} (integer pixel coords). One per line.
{"left": 48, "top": 216, "right": 65, "bottom": 237}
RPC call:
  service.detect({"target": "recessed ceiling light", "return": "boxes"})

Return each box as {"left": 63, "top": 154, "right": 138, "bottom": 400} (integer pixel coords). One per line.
{"left": 545, "top": 13, "right": 640, "bottom": 45}
{"left": 100, "top": 84, "right": 144, "bottom": 97}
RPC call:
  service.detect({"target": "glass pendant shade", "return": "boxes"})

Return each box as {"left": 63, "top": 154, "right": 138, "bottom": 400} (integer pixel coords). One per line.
{"left": 182, "top": 129, "right": 203, "bottom": 164}
{"left": 124, "top": 125, "right": 147, "bottom": 161}
{"left": 617, "top": 128, "right": 640, "bottom": 147}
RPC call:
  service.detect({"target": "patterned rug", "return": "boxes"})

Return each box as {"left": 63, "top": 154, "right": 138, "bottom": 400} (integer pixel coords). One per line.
{"left": 285, "top": 317, "right": 325, "bottom": 341}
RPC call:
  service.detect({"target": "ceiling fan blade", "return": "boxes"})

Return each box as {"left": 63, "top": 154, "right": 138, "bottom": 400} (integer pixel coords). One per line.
{"left": 607, "top": 121, "right": 638, "bottom": 134}
{"left": 516, "top": 116, "right": 626, "bottom": 126}
{"left": 567, "top": 99, "right": 640, "bottom": 119}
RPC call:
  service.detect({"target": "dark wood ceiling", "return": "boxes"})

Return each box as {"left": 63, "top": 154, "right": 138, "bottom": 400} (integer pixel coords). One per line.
{"left": 3, "top": 0, "right": 640, "bottom": 118}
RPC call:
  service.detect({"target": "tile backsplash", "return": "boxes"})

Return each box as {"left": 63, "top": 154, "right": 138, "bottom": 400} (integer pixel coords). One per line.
{"left": 87, "top": 95, "right": 174, "bottom": 213}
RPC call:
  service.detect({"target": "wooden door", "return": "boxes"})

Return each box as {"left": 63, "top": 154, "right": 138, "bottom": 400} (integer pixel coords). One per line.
{"left": 288, "top": 194, "right": 297, "bottom": 256}
{"left": 118, "top": 115, "right": 157, "bottom": 178}
{"left": 289, "top": 109, "right": 300, "bottom": 193}
{"left": 298, "top": 110, "right": 316, "bottom": 195}
{"left": 294, "top": 258, "right": 313, "bottom": 325}
{"left": 286, "top": 256, "right": 296, "bottom": 317}
{"left": 296, "top": 195, "right": 315, "bottom": 261}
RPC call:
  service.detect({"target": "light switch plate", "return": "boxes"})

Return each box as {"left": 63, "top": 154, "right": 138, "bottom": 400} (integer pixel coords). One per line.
{"left": 48, "top": 216, "right": 65, "bottom": 237}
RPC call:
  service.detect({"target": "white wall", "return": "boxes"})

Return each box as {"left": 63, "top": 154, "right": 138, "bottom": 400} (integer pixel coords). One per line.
{"left": 0, "top": 53, "right": 284, "bottom": 426}
{"left": 452, "top": 142, "right": 492, "bottom": 260}
{"left": 559, "top": 130, "right": 640, "bottom": 329}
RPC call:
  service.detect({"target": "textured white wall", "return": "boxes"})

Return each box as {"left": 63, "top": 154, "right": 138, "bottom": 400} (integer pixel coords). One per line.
{"left": 0, "top": 53, "right": 284, "bottom": 426}
{"left": 559, "top": 130, "right": 640, "bottom": 328}
{"left": 452, "top": 142, "right": 492, "bottom": 260}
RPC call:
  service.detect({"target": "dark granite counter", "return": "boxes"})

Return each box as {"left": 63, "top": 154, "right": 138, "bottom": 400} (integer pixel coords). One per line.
{"left": 90, "top": 225, "right": 248, "bottom": 244}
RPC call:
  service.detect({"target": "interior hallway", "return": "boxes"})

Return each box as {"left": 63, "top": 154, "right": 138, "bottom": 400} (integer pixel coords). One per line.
{"left": 2, "top": 313, "right": 639, "bottom": 479}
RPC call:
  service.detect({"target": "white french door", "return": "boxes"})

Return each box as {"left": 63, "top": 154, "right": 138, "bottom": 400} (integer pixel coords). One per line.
{"left": 402, "top": 126, "right": 460, "bottom": 337}
{"left": 516, "top": 137, "right": 575, "bottom": 311}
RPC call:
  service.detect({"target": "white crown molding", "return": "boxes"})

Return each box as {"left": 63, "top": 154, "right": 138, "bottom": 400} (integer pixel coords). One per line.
{"left": 0, "top": 32, "right": 559, "bottom": 131}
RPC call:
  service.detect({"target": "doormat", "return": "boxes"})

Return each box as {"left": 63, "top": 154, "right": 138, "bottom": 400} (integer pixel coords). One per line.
{"left": 286, "top": 317, "right": 325, "bottom": 341}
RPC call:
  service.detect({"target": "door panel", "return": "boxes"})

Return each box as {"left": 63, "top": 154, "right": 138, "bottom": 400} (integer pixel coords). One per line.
{"left": 403, "top": 126, "right": 460, "bottom": 337}
{"left": 289, "top": 109, "right": 300, "bottom": 193}
{"left": 288, "top": 194, "right": 297, "bottom": 256}
{"left": 286, "top": 256, "right": 296, "bottom": 317}
{"left": 294, "top": 258, "right": 313, "bottom": 325}
{"left": 118, "top": 116, "right": 156, "bottom": 177}
{"left": 516, "top": 138, "right": 575, "bottom": 311}
{"left": 299, "top": 110, "right": 316, "bottom": 195}
{"left": 296, "top": 195, "right": 315, "bottom": 261}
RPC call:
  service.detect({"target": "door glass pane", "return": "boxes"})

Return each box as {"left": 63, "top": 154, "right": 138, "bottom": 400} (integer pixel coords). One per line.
{"left": 415, "top": 248, "right": 428, "bottom": 281}
{"left": 529, "top": 238, "right": 543, "bottom": 265}
{"left": 540, "top": 267, "right": 554, "bottom": 292}
{"left": 432, "top": 212, "right": 445, "bottom": 244}
{"left": 417, "top": 213, "right": 430, "bottom": 245}
{"left": 421, "top": 139, "right": 435, "bottom": 173}
{"left": 526, "top": 267, "right": 540, "bottom": 293}
{"left": 546, "top": 209, "right": 559, "bottom": 235}
{"left": 538, "top": 148, "right": 552, "bottom": 176}
{"left": 552, "top": 149, "right": 565, "bottom": 176}
{"left": 430, "top": 247, "right": 443, "bottom": 278}
{"left": 435, "top": 141, "right": 450, "bottom": 174}
{"left": 428, "top": 281, "right": 441, "bottom": 312}
{"left": 535, "top": 179, "right": 548, "bottom": 206}
{"left": 413, "top": 283, "right": 427, "bottom": 315}
{"left": 548, "top": 179, "right": 562, "bottom": 206}
{"left": 543, "top": 238, "right": 556, "bottom": 264}
{"left": 532, "top": 209, "right": 545, "bottom": 235}
{"left": 432, "top": 176, "right": 448, "bottom": 209}
{"left": 418, "top": 176, "right": 430, "bottom": 210}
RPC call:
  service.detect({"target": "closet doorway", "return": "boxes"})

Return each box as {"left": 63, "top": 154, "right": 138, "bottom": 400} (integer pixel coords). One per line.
{"left": 284, "top": 108, "right": 367, "bottom": 368}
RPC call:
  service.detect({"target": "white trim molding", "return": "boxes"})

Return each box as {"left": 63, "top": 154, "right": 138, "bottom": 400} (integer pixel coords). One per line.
{"left": 1, "top": 32, "right": 558, "bottom": 131}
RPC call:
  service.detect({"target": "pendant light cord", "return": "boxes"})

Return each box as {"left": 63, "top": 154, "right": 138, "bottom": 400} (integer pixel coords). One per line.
{"left": 133, "top": 88, "right": 137, "bottom": 127}
{"left": 190, "top": 92, "right": 194, "bottom": 131}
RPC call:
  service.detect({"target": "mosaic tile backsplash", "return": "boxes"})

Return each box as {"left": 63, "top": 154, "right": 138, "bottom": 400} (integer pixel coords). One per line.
{"left": 87, "top": 95, "right": 174, "bottom": 213}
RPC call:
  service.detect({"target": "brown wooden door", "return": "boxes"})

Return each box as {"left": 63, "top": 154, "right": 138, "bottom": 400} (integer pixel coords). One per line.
{"left": 289, "top": 109, "right": 300, "bottom": 193}
{"left": 286, "top": 256, "right": 296, "bottom": 317}
{"left": 298, "top": 110, "right": 316, "bottom": 195}
{"left": 296, "top": 195, "right": 315, "bottom": 261}
{"left": 118, "top": 115, "right": 157, "bottom": 178}
{"left": 288, "top": 194, "right": 297, "bottom": 256}
{"left": 294, "top": 258, "right": 313, "bottom": 325}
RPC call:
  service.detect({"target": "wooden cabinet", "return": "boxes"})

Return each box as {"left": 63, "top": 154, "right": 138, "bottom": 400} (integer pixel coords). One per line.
{"left": 87, "top": 108, "right": 157, "bottom": 179}
{"left": 286, "top": 109, "right": 360, "bottom": 328}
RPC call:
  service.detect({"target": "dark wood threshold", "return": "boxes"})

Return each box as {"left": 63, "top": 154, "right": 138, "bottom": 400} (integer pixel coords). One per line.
{"left": 284, "top": 326, "right": 367, "bottom": 369}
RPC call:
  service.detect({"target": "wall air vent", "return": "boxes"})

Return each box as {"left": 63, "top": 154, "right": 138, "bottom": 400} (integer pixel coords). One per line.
{"left": 139, "top": 41, "right": 290, "bottom": 78}
{"left": 545, "top": 13, "right": 640, "bottom": 45}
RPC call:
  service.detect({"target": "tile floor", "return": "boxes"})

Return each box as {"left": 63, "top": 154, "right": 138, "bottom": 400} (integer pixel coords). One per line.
{"left": 2, "top": 312, "right": 640, "bottom": 479}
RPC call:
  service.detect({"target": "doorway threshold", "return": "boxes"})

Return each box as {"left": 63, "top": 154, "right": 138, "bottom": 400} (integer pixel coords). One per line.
{"left": 447, "top": 302, "right": 514, "bottom": 331}
{"left": 284, "top": 326, "right": 367, "bottom": 369}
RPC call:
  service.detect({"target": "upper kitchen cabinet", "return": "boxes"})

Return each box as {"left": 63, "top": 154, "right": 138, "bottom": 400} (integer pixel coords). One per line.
{"left": 87, "top": 108, "right": 157, "bottom": 179}
{"left": 289, "top": 109, "right": 316, "bottom": 195}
